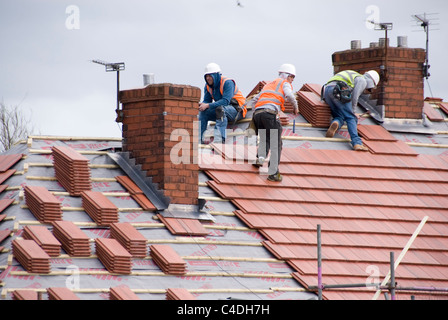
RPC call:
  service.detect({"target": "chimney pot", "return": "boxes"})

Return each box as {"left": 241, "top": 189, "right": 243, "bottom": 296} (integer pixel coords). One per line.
{"left": 351, "top": 40, "right": 362, "bottom": 50}
{"left": 397, "top": 36, "right": 408, "bottom": 48}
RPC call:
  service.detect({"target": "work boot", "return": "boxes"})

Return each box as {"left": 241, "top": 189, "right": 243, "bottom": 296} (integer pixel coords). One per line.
{"left": 267, "top": 171, "right": 283, "bottom": 182}
{"left": 326, "top": 122, "right": 339, "bottom": 138}
{"left": 252, "top": 157, "right": 265, "bottom": 168}
{"left": 353, "top": 144, "right": 369, "bottom": 151}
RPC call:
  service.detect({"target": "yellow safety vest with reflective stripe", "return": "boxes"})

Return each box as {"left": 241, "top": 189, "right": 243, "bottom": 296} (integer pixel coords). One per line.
{"left": 206, "top": 77, "right": 247, "bottom": 118}
{"left": 254, "top": 78, "right": 289, "bottom": 112}
{"left": 327, "top": 70, "right": 362, "bottom": 88}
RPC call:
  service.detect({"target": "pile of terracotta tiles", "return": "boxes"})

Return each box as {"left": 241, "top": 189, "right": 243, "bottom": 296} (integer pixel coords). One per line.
{"left": 52, "top": 146, "right": 91, "bottom": 196}
{"left": 24, "top": 186, "right": 63, "bottom": 223}
{"left": 52, "top": 220, "right": 91, "bottom": 257}
{"left": 23, "top": 225, "right": 61, "bottom": 257}
{"left": 12, "top": 239, "right": 51, "bottom": 274}
{"left": 47, "top": 287, "right": 80, "bottom": 300}
{"left": 95, "top": 238, "right": 132, "bottom": 274}
{"left": 246, "top": 81, "right": 266, "bottom": 98}
{"left": 165, "top": 288, "right": 196, "bottom": 300}
{"left": 81, "top": 191, "right": 119, "bottom": 226}
{"left": 297, "top": 84, "right": 331, "bottom": 128}
{"left": 13, "top": 289, "right": 39, "bottom": 300}
{"left": 110, "top": 222, "right": 147, "bottom": 258}
{"left": 110, "top": 285, "right": 140, "bottom": 300}
{"left": 150, "top": 244, "right": 186, "bottom": 275}
{"left": 279, "top": 114, "right": 290, "bottom": 126}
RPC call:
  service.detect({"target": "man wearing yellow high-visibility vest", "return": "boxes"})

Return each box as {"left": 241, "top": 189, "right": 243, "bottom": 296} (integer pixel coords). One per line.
{"left": 323, "top": 69, "right": 380, "bottom": 151}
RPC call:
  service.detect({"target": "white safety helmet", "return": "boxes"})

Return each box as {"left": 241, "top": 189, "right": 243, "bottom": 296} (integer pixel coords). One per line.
{"left": 365, "top": 70, "right": 380, "bottom": 87}
{"left": 204, "top": 62, "right": 221, "bottom": 75}
{"left": 278, "top": 63, "right": 296, "bottom": 77}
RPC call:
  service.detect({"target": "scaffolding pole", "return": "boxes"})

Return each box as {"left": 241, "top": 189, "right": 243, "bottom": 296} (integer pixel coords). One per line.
{"left": 312, "top": 216, "right": 436, "bottom": 300}
{"left": 372, "top": 216, "right": 429, "bottom": 300}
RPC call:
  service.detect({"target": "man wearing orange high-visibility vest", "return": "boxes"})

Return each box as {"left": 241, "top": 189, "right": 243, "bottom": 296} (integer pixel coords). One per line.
{"left": 247, "top": 64, "right": 299, "bottom": 182}
{"left": 199, "top": 63, "right": 247, "bottom": 144}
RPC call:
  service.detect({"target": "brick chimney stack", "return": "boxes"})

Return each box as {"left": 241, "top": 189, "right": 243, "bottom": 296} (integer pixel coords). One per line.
{"left": 119, "top": 83, "right": 201, "bottom": 206}
{"left": 332, "top": 40, "right": 426, "bottom": 119}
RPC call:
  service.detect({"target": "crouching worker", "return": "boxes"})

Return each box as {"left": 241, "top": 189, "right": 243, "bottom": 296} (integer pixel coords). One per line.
{"left": 323, "top": 69, "right": 380, "bottom": 151}
{"left": 199, "top": 63, "right": 246, "bottom": 144}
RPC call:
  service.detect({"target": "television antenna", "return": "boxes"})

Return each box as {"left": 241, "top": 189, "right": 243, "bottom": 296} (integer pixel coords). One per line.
{"left": 367, "top": 21, "right": 393, "bottom": 83}
{"left": 412, "top": 13, "right": 439, "bottom": 79}
{"left": 91, "top": 59, "right": 125, "bottom": 122}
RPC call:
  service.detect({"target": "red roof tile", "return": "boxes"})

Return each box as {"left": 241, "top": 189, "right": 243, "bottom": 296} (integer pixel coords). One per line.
{"left": 423, "top": 102, "right": 445, "bottom": 121}
{"left": 0, "top": 154, "right": 22, "bottom": 172}
{"left": 157, "top": 214, "right": 209, "bottom": 236}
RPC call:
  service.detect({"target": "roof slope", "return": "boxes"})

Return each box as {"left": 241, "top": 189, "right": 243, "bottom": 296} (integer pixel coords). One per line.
{"left": 200, "top": 145, "right": 448, "bottom": 300}
{"left": 198, "top": 86, "right": 448, "bottom": 300}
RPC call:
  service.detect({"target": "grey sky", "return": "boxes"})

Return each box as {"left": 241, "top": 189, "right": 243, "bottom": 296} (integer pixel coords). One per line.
{"left": 1, "top": 0, "right": 446, "bottom": 138}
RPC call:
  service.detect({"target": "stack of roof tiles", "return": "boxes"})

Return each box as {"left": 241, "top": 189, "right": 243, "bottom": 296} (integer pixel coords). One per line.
{"left": 165, "top": 288, "right": 196, "bottom": 300}
{"left": 297, "top": 83, "right": 331, "bottom": 128}
{"left": 246, "top": 81, "right": 266, "bottom": 98}
{"left": 52, "top": 220, "right": 91, "bottom": 257}
{"left": 47, "top": 287, "right": 80, "bottom": 300}
{"left": 22, "top": 225, "right": 61, "bottom": 257}
{"left": 95, "top": 238, "right": 132, "bottom": 274}
{"left": 52, "top": 146, "right": 91, "bottom": 196}
{"left": 110, "top": 222, "right": 147, "bottom": 258}
{"left": 150, "top": 244, "right": 187, "bottom": 275}
{"left": 109, "top": 285, "right": 140, "bottom": 300}
{"left": 81, "top": 191, "right": 119, "bottom": 226}
{"left": 24, "top": 185, "right": 63, "bottom": 223}
{"left": 12, "top": 239, "right": 51, "bottom": 274}
{"left": 13, "top": 290, "right": 39, "bottom": 300}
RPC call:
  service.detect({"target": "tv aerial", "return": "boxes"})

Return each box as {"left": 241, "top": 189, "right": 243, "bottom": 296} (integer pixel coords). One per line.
{"left": 367, "top": 20, "right": 393, "bottom": 83}
{"left": 412, "top": 13, "right": 439, "bottom": 79}
{"left": 91, "top": 59, "right": 125, "bottom": 122}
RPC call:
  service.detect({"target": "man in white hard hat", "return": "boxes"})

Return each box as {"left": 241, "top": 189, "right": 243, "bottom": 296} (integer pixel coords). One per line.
{"left": 199, "top": 63, "right": 247, "bottom": 144}
{"left": 247, "top": 63, "right": 299, "bottom": 182}
{"left": 323, "top": 69, "right": 380, "bottom": 151}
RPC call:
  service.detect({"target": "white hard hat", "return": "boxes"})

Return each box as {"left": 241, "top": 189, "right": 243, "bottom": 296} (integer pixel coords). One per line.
{"left": 365, "top": 70, "right": 380, "bottom": 87}
{"left": 204, "top": 62, "right": 221, "bottom": 75}
{"left": 278, "top": 63, "right": 296, "bottom": 76}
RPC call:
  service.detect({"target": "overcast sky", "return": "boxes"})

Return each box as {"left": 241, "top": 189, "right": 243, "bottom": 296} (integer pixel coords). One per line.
{"left": 1, "top": 0, "right": 446, "bottom": 138}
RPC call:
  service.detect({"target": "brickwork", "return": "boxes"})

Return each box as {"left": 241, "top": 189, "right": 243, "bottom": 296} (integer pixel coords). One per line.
{"left": 119, "top": 83, "right": 201, "bottom": 205}
{"left": 332, "top": 46, "right": 426, "bottom": 119}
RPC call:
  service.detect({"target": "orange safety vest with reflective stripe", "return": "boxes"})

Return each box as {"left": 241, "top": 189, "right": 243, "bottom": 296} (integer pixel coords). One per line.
{"left": 206, "top": 77, "right": 247, "bottom": 118}
{"left": 254, "top": 78, "right": 289, "bottom": 112}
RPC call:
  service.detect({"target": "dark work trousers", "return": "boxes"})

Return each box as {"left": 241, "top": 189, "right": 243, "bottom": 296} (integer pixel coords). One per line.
{"left": 253, "top": 111, "right": 283, "bottom": 175}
